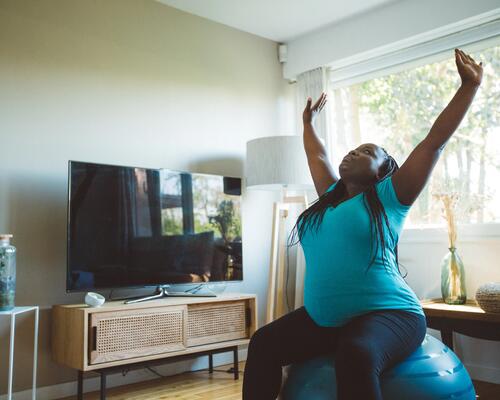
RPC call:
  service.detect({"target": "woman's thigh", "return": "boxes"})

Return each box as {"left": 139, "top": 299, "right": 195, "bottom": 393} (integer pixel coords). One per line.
{"left": 336, "top": 310, "right": 427, "bottom": 373}
{"left": 250, "top": 307, "right": 340, "bottom": 366}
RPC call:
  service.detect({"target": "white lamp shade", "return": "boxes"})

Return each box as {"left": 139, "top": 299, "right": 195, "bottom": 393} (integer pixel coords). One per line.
{"left": 246, "top": 135, "right": 319, "bottom": 190}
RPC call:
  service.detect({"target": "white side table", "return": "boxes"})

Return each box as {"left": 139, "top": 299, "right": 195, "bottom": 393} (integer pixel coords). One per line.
{"left": 0, "top": 306, "right": 39, "bottom": 400}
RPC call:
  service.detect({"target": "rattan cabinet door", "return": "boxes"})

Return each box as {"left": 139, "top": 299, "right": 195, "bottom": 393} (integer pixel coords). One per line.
{"left": 187, "top": 301, "right": 248, "bottom": 347}
{"left": 89, "top": 306, "right": 187, "bottom": 364}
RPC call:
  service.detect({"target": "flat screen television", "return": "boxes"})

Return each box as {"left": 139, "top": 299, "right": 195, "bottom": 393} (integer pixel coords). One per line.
{"left": 67, "top": 161, "right": 242, "bottom": 292}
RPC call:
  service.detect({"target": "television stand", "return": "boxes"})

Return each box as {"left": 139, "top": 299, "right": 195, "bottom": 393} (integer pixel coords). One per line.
{"left": 52, "top": 294, "right": 257, "bottom": 400}
{"left": 124, "top": 285, "right": 216, "bottom": 304}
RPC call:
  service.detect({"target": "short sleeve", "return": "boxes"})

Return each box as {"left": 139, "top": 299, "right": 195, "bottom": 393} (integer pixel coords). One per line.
{"left": 375, "top": 176, "right": 412, "bottom": 214}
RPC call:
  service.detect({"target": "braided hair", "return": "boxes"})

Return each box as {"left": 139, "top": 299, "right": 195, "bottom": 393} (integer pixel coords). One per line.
{"left": 287, "top": 149, "right": 407, "bottom": 278}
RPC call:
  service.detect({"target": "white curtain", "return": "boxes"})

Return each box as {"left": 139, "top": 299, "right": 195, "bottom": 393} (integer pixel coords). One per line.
{"left": 295, "top": 67, "right": 333, "bottom": 161}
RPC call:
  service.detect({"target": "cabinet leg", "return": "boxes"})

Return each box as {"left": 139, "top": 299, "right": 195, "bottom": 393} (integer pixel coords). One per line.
{"left": 441, "top": 328, "right": 454, "bottom": 351}
{"left": 100, "top": 372, "right": 106, "bottom": 400}
{"left": 233, "top": 347, "right": 239, "bottom": 380}
{"left": 208, "top": 354, "right": 213, "bottom": 374}
{"left": 77, "top": 370, "right": 83, "bottom": 400}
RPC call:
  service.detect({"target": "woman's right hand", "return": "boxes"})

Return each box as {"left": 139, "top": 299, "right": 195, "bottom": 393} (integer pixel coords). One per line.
{"left": 455, "top": 48, "right": 483, "bottom": 87}
{"left": 303, "top": 92, "right": 328, "bottom": 125}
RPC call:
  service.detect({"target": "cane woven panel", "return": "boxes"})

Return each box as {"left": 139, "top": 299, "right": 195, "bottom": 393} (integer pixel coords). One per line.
{"left": 90, "top": 306, "right": 186, "bottom": 364}
{"left": 187, "top": 301, "right": 247, "bottom": 347}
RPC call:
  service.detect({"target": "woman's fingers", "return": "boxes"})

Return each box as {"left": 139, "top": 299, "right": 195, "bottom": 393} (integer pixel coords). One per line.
{"left": 458, "top": 49, "right": 480, "bottom": 66}
{"left": 318, "top": 95, "right": 328, "bottom": 111}
{"left": 455, "top": 49, "right": 465, "bottom": 67}
{"left": 459, "top": 49, "right": 468, "bottom": 62}
{"left": 461, "top": 49, "right": 483, "bottom": 69}
{"left": 456, "top": 49, "right": 470, "bottom": 66}
{"left": 304, "top": 93, "right": 328, "bottom": 118}
{"left": 461, "top": 49, "right": 475, "bottom": 64}
{"left": 457, "top": 50, "right": 470, "bottom": 70}
{"left": 312, "top": 93, "right": 326, "bottom": 110}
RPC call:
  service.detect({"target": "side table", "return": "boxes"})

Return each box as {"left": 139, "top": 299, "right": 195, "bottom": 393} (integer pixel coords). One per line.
{"left": 0, "top": 306, "right": 39, "bottom": 400}
{"left": 421, "top": 298, "right": 500, "bottom": 350}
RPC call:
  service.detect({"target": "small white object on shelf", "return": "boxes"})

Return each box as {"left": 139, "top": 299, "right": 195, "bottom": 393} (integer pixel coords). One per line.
{"left": 85, "top": 292, "right": 106, "bottom": 307}
{"left": 0, "top": 306, "right": 39, "bottom": 400}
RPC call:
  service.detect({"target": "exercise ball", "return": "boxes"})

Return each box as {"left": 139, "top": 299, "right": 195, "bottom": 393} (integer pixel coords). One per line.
{"left": 282, "top": 334, "right": 475, "bottom": 400}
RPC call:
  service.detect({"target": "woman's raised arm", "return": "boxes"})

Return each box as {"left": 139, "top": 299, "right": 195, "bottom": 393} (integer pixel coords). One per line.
{"left": 303, "top": 93, "right": 339, "bottom": 197}
{"left": 391, "top": 48, "right": 483, "bottom": 206}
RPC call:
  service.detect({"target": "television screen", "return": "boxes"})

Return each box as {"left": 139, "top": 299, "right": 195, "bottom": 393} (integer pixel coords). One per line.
{"left": 67, "top": 161, "right": 242, "bottom": 292}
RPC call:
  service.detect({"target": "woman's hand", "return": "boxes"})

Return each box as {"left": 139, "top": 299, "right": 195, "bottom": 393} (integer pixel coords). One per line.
{"left": 455, "top": 48, "right": 483, "bottom": 87}
{"left": 303, "top": 93, "right": 328, "bottom": 125}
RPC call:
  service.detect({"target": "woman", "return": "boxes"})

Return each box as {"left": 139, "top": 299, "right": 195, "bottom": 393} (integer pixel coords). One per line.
{"left": 243, "top": 49, "right": 483, "bottom": 400}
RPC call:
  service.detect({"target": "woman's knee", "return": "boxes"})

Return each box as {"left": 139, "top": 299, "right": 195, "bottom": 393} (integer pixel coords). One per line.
{"left": 248, "top": 325, "right": 276, "bottom": 357}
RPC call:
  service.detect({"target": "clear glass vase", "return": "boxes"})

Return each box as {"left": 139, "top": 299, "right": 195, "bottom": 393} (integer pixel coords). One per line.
{"left": 440, "top": 246, "right": 466, "bottom": 305}
{"left": 0, "top": 234, "right": 16, "bottom": 311}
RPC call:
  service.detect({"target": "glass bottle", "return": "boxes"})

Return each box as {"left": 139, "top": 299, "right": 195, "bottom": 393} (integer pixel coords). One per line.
{"left": 0, "top": 234, "right": 16, "bottom": 311}
{"left": 440, "top": 246, "right": 466, "bottom": 305}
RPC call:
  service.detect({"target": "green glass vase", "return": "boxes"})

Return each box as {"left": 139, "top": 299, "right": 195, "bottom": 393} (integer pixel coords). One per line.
{"left": 0, "top": 234, "right": 16, "bottom": 311}
{"left": 440, "top": 246, "right": 466, "bottom": 305}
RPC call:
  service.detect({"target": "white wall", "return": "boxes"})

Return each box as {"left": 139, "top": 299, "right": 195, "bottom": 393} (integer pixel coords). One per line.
{"left": 0, "top": 0, "right": 296, "bottom": 396}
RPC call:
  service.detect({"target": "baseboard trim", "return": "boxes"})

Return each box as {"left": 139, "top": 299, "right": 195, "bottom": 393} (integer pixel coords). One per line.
{"left": 0, "top": 349, "right": 248, "bottom": 400}
{"left": 465, "top": 362, "right": 500, "bottom": 385}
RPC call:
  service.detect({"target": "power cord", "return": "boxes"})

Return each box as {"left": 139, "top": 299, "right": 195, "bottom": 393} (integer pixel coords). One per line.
{"left": 203, "top": 366, "right": 244, "bottom": 374}
{"left": 184, "top": 284, "right": 204, "bottom": 294}
{"left": 146, "top": 365, "right": 167, "bottom": 378}
{"left": 145, "top": 365, "right": 243, "bottom": 378}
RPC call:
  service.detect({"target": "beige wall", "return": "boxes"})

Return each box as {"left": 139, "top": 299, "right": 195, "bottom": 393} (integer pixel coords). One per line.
{"left": 0, "top": 0, "right": 295, "bottom": 395}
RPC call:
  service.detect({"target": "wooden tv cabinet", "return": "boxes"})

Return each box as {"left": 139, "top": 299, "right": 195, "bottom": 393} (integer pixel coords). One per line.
{"left": 52, "top": 293, "right": 257, "bottom": 399}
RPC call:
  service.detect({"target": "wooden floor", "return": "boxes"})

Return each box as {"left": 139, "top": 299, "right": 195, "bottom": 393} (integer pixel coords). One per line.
{"left": 58, "top": 362, "right": 500, "bottom": 400}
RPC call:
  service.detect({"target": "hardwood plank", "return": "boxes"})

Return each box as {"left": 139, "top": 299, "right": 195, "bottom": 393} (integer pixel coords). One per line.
{"left": 56, "top": 362, "right": 500, "bottom": 400}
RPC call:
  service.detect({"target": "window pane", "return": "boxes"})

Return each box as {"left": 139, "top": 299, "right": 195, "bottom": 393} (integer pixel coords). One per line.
{"left": 329, "top": 45, "right": 500, "bottom": 227}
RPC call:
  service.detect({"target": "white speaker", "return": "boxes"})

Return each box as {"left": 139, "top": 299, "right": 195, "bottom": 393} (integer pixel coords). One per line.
{"left": 278, "top": 44, "right": 287, "bottom": 63}
{"left": 85, "top": 292, "right": 105, "bottom": 307}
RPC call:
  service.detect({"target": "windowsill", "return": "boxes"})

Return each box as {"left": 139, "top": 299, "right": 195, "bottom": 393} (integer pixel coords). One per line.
{"left": 400, "top": 222, "right": 500, "bottom": 243}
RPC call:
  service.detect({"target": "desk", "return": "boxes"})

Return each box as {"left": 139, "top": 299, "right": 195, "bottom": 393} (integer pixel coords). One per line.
{"left": 421, "top": 299, "right": 500, "bottom": 351}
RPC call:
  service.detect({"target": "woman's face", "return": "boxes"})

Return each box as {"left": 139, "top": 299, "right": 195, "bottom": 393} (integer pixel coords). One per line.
{"left": 339, "top": 143, "right": 387, "bottom": 185}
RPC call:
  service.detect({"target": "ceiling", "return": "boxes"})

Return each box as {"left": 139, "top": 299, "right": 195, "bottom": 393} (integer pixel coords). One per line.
{"left": 156, "top": 0, "right": 400, "bottom": 42}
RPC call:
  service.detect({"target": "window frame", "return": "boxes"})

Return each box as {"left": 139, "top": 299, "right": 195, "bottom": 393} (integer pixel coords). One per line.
{"left": 326, "top": 27, "right": 500, "bottom": 240}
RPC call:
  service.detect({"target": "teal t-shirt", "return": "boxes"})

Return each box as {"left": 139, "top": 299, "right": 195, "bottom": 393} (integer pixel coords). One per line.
{"left": 300, "top": 176, "right": 424, "bottom": 327}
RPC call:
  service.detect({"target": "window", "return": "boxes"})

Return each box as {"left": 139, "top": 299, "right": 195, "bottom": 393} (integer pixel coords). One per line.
{"left": 328, "top": 43, "right": 500, "bottom": 229}
{"left": 159, "top": 171, "right": 242, "bottom": 240}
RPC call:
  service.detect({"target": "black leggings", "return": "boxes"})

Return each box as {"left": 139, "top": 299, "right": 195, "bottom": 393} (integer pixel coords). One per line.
{"left": 243, "top": 307, "right": 426, "bottom": 400}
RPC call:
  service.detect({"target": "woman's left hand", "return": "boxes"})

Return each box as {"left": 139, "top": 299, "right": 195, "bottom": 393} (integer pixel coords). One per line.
{"left": 455, "top": 48, "right": 483, "bottom": 87}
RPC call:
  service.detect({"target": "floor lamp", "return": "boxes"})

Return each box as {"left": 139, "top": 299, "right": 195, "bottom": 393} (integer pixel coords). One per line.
{"left": 246, "top": 135, "right": 315, "bottom": 324}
